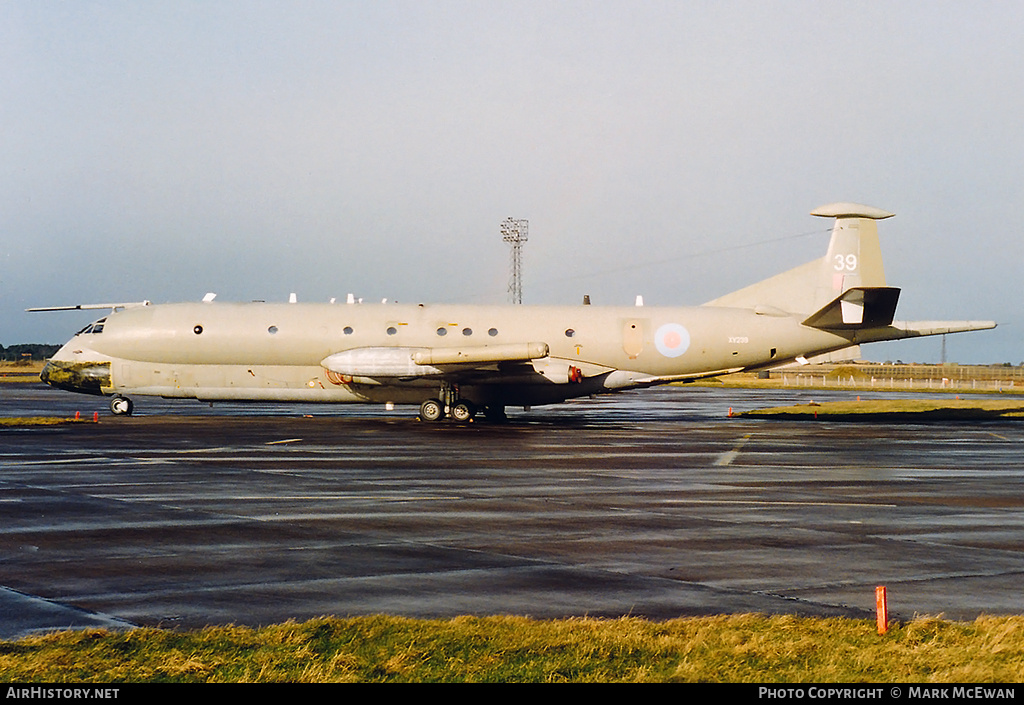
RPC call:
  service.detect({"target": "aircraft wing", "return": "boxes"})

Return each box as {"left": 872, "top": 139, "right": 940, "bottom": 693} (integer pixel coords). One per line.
{"left": 26, "top": 301, "right": 151, "bottom": 312}
{"left": 321, "top": 343, "right": 626, "bottom": 387}
{"left": 603, "top": 367, "right": 745, "bottom": 390}
{"left": 322, "top": 343, "right": 552, "bottom": 379}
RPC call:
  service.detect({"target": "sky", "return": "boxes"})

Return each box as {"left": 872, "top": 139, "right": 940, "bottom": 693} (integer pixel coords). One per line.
{"left": 2, "top": 0, "right": 1021, "bottom": 364}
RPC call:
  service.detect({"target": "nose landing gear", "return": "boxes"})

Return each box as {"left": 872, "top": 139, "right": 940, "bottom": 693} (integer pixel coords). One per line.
{"left": 109, "top": 395, "right": 134, "bottom": 416}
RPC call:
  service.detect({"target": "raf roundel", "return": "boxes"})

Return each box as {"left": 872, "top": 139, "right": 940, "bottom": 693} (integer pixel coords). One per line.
{"left": 655, "top": 323, "right": 690, "bottom": 358}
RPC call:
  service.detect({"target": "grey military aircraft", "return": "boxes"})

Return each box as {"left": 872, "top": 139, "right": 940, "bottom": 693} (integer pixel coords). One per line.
{"left": 32, "top": 204, "right": 995, "bottom": 421}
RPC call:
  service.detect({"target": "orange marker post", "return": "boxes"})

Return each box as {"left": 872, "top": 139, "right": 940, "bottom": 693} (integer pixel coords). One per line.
{"left": 876, "top": 586, "right": 889, "bottom": 634}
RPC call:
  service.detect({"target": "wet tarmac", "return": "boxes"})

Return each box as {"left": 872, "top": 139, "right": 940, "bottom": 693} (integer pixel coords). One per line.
{"left": 2, "top": 383, "right": 1023, "bottom": 639}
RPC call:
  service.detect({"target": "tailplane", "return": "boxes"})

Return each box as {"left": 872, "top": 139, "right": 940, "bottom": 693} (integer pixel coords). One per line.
{"left": 705, "top": 203, "right": 895, "bottom": 318}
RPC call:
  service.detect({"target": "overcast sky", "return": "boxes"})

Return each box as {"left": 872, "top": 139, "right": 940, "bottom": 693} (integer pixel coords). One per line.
{"left": 2, "top": 1, "right": 1021, "bottom": 363}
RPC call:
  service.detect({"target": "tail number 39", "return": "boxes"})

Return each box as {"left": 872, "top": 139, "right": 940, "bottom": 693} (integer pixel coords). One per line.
{"left": 834, "top": 254, "right": 858, "bottom": 272}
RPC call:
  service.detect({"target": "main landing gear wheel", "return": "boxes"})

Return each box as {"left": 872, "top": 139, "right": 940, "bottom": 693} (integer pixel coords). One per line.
{"left": 110, "top": 395, "right": 134, "bottom": 416}
{"left": 419, "top": 398, "right": 444, "bottom": 422}
{"left": 450, "top": 400, "right": 476, "bottom": 423}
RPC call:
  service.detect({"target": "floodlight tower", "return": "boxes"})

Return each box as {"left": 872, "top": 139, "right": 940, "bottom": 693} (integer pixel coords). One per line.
{"left": 501, "top": 217, "right": 528, "bottom": 304}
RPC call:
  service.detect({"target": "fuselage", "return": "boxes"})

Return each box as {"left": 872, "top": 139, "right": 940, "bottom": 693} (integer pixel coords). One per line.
{"left": 41, "top": 300, "right": 854, "bottom": 409}
{"left": 34, "top": 203, "right": 997, "bottom": 420}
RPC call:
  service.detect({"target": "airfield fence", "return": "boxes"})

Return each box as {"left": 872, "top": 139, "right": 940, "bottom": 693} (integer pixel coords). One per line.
{"left": 769, "top": 364, "right": 1024, "bottom": 393}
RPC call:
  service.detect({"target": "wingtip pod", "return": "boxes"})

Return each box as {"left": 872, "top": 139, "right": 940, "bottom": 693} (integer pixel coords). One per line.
{"left": 811, "top": 203, "right": 895, "bottom": 220}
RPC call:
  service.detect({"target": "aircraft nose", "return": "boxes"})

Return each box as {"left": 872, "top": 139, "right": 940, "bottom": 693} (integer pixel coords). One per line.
{"left": 39, "top": 358, "right": 111, "bottom": 396}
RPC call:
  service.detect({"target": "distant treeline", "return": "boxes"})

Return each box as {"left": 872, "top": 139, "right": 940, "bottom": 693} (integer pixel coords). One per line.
{"left": 1, "top": 344, "right": 60, "bottom": 362}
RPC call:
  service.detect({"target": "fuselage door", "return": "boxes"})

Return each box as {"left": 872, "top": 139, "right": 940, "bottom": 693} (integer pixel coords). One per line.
{"left": 622, "top": 319, "right": 646, "bottom": 359}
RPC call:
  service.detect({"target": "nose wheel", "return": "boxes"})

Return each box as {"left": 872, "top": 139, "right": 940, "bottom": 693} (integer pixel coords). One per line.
{"left": 109, "top": 395, "right": 134, "bottom": 416}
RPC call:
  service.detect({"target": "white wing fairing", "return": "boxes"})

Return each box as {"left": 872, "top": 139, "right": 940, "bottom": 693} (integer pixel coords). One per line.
{"left": 32, "top": 204, "right": 996, "bottom": 421}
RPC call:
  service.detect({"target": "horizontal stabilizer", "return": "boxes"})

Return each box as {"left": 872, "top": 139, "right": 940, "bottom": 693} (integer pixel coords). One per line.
{"left": 802, "top": 287, "right": 901, "bottom": 329}
{"left": 888, "top": 320, "right": 997, "bottom": 338}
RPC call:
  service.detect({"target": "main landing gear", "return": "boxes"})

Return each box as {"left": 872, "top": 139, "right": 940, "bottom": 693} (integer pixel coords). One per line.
{"left": 418, "top": 381, "right": 503, "bottom": 423}
{"left": 419, "top": 397, "right": 475, "bottom": 423}
{"left": 109, "top": 395, "right": 134, "bottom": 416}
{"left": 419, "top": 381, "right": 475, "bottom": 423}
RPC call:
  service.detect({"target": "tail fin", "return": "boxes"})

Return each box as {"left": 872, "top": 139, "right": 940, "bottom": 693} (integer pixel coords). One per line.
{"left": 705, "top": 203, "right": 895, "bottom": 316}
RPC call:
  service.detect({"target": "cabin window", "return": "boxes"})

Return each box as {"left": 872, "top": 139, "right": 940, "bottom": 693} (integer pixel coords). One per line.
{"left": 194, "top": 325, "right": 203, "bottom": 335}
{"left": 488, "top": 328, "right": 498, "bottom": 337}
{"left": 436, "top": 327, "right": 447, "bottom": 336}
{"left": 268, "top": 326, "right": 279, "bottom": 335}
{"left": 462, "top": 328, "right": 472, "bottom": 336}
{"left": 564, "top": 328, "right": 575, "bottom": 338}
{"left": 343, "top": 326, "right": 353, "bottom": 335}
{"left": 387, "top": 326, "right": 397, "bottom": 335}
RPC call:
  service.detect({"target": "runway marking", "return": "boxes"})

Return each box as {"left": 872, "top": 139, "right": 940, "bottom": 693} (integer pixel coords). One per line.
{"left": 661, "top": 499, "right": 899, "bottom": 508}
{"left": 714, "top": 433, "right": 753, "bottom": 466}
{"left": 4, "top": 457, "right": 170, "bottom": 467}
{"left": 170, "top": 447, "right": 236, "bottom": 454}
{"left": 90, "top": 494, "right": 458, "bottom": 503}
{"left": 266, "top": 438, "right": 303, "bottom": 445}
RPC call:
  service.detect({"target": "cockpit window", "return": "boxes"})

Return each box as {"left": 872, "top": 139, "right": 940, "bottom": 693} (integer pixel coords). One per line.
{"left": 76, "top": 317, "right": 107, "bottom": 335}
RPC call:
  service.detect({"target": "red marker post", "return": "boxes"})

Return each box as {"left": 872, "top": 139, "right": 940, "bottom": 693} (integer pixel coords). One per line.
{"left": 876, "top": 586, "right": 889, "bottom": 635}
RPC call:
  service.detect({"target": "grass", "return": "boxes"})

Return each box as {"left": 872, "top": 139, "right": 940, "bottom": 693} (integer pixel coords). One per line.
{"left": 0, "top": 362, "right": 44, "bottom": 383}
{"left": 691, "top": 370, "right": 1024, "bottom": 395}
{"left": 2, "top": 614, "right": 1024, "bottom": 683}
{"left": 0, "top": 417, "right": 92, "bottom": 427}
{"left": 737, "top": 398, "right": 1024, "bottom": 421}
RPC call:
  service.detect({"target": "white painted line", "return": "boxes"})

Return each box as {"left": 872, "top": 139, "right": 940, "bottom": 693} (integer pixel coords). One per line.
{"left": 714, "top": 433, "right": 752, "bottom": 466}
